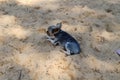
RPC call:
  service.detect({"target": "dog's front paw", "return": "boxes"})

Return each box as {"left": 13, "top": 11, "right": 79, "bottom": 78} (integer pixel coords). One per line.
{"left": 53, "top": 42, "right": 59, "bottom": 46}
{"left": 46, "top": 37, "right": 51, "bottom": 41}
{"left": 46, "top": 35, "right": 50, "bottom": 39}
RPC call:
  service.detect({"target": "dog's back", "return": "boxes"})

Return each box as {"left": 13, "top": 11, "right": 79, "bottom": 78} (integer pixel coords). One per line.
{"left": 54, "top": 30, "right": 81, "bottom": 55}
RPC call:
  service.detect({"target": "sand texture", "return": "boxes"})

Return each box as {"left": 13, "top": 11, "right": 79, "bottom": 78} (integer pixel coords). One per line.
{"left": 0, "top": 0, "right": 120, "bottom": 80}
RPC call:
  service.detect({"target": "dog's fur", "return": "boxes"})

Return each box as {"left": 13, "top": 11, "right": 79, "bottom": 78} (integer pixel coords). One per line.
{"left": 46, "top": 23, "right": 81, "bottom": 56}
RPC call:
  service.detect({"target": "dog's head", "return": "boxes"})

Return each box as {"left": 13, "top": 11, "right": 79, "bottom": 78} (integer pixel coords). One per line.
{"left": 47, "top": 23, "right": 62, "bottom": 37}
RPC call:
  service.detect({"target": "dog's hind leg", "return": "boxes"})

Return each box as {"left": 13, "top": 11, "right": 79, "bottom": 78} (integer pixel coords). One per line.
{"left": 60, "top": 49, "right": 71, "bottom": 56}
{"left": 64, "top": 42, "right": 74, "bottom": 56}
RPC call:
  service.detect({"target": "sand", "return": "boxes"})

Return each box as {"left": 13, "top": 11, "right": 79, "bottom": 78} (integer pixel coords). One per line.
{"left": 0, "top": 0, "right": 120, "bottom": 80}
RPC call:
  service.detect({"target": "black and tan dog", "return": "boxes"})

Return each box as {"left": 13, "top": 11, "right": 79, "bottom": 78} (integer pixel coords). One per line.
{"left": 46, "top": 23, "right": 81, "bottom": 56}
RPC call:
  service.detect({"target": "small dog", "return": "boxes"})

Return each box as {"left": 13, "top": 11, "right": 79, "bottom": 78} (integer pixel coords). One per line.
{"left": 46, "top": 23, "right": 81, "bottom": 56}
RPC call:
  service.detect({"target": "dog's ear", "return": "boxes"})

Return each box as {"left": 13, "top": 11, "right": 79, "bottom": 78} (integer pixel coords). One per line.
{"left": 56, "top": 22, "right": 62, "bottom": 29}
{"left": 47, "top": 26, "right": 54, "bottom": 35}
{"left": 52, "top": 28, "right": 60, "bottom": 34}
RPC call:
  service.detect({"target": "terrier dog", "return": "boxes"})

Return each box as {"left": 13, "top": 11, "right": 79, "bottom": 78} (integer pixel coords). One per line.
{"left": 46, "top": 23, "right": 81, "bottom": 56}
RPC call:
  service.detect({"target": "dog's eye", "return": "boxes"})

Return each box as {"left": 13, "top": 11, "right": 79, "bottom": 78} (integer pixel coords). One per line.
{"left": 52, "top": 28, "right": 59, "bottom": 34}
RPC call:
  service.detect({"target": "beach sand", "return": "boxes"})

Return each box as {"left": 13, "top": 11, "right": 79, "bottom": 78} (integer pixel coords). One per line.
{"left": 0, "top": 0, "right": 120, "bottom": 80}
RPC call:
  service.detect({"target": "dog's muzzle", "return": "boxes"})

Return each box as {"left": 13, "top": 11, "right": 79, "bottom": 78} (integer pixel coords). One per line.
{"left": 47, "top": 31, "right": 50, "bottom": 36}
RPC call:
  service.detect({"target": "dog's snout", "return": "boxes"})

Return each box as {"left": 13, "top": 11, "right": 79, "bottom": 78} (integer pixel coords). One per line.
{"left": 47, "top": 31, "right": 50, "bottom": 36}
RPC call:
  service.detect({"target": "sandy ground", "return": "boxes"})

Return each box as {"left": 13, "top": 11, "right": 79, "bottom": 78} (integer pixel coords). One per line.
{"left": 0, "top": 0, "right": 120, "bottom": 80}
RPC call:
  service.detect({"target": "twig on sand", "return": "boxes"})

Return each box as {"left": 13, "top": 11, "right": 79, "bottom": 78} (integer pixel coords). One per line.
{"left": 8, "top": 44, "right": 22, "bottom": 53}
{"left": 18, "top": 70, "right": 22, "bottom": 80}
